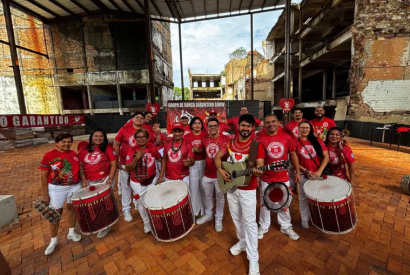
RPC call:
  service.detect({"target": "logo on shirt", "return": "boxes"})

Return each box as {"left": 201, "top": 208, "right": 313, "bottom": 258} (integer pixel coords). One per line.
{"left": 73, "top": 156, "right": 78, "bottom": 161}
{"left": 292, "top": 126, "right": 299, "bottom": 138}
{"left": 84, "top": 151, "right": 101, "bottom": 165}
{"left": 143, "top": 152, "right": 155, "bottom": 167}
{"left": 113, "top": 150, "right": 116, "bottom": 155}
{"left": 192, "top": 139, "right": 201, "bottom": 147}
{"left": 128, "top": 135, "right": 136, "bottom": 147}
{"left": 329, "top": 151, "right": 339, "bottom": 165}
{"left": 126, "top": 155, "right": 130, "bottom": 160}
{"left": 206, "top": 143, "right": 219, "bottom": 159}
{"left": 301, "top": 145, "right": 316, "bottom": 159}
{"left": 167, "top": 149, "right": 182, "bottom": 163}
{"left": 323, "top": 122, "right": 329, "bottom": 127}
{"left": 229, "top": 152, "right": 247, "bottom": 163}
{"left": 267, "top": 142, "right": 285, "bottom": 159}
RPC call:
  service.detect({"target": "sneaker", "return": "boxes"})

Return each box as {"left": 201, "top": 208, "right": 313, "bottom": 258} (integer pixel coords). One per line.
{"left": 249, "top": 261, "right": 260, "bottom": 275}
{"left": 215, "top": 220, "right": 223, "bottom": 232}
{"left": 143, "top": 222, "right": 151, "bottom": 233}
{"left": 96, "top": 228, "right": 111, "bottom": 239}
{"left": 257, "top": 227, "right": 268, "bottom": 240}
{"left": 124, "top": 210, "right": 133, "bottom": 222}
{"left": 67, "top": 231, "right": 81, "bottom": 242}
{"left": 280, "top": 227, "right": 299, "bottom": 241}
{"left": 44, "top": 240, "right": 58, "bottom": 256}
{"left": 230, "top": 241, "right": 246, "bottom": 256}
{"left": 196, "top": 215, "right": 213, "bottom": 225}
{"left": 302, "top": 220, "right": 309, "bottom": 229}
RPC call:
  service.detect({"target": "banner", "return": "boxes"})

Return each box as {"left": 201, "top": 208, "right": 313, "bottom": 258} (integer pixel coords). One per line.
{"left": 167, "top": 101, "right": 227, "bottom": 134}
{"left": 0, "top": 114, "right": 85, "bottom": 129}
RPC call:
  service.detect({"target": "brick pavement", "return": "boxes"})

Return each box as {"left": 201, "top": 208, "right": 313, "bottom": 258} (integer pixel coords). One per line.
{"left": 1, "top": 137, "right": 410, "bottom": 275}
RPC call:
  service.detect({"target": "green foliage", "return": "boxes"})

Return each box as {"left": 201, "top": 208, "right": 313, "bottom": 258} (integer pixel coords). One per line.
{"left": 173, "top": 87, "right": 190, "bottom": 100}
{"left": 220, "top": 71, "right": 226, "bottom": 76}
{"left": 229, "top": 47, "right": 247, "bottom": 59}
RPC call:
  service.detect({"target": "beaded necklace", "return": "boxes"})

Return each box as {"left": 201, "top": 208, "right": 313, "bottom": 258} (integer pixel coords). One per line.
{"left": 231, "top": 137, "right": 252, "bottom": 153}
{"left": 171, "top": 138, "right": 184, "bottom": 154}
{"left": 208, "top": 133, "right": 220, "bottom": 146}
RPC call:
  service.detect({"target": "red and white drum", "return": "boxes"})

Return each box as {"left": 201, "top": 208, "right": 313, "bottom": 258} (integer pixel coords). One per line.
{"left": 304, "top": 176, "right": 357, "bottom": 234}
{"left": 143, "top": 180, "right": 194, "bottom": 242}
{"left": 70, "top": 184, "right": 119, "bottom": 235}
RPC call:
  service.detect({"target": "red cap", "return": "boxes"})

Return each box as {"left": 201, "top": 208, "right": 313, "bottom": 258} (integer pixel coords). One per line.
{"left": 209, "top": 110, "right": 218, "bottom": 115}
{"left": 172, "top": 123, "right": 184, "bottom": 131}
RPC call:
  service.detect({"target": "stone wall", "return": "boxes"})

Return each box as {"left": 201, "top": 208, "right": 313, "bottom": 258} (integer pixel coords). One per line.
{"left": 348, "top": 0, "right": 410, "bottom": 123}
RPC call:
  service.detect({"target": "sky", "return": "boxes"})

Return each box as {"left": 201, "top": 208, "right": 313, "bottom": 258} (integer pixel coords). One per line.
{"left": 170, "top": 10, "right": 283, "bottom": 89}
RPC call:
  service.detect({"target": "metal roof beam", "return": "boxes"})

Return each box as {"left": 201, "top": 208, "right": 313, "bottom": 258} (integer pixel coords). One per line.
{"left": 108, "top": 0, "right": 124, "bottom": 11}
{"left": 204, "top": 0, "right": 207, "bottom": 17}
{"left": 175, "top": 0, "right": 185, "bottom": 19}
{"left": 261, "top": 0, "right": 267, "bottom": 9}
{"left": 134, "top": 0, "right": 144, "bottom": 11}
{"left": 248, "top": 0, "right": 254, "bottom": 11}
{"left": 48, "top": 0, "right": 76, "bottom": 16}
{"left": 239, "top": 0, "right": 243, "bottom": 10}
{"left": 71, "top": 0, "right": 90, "bottom": 13}
{"left": 150, "top": 0, "right": 163, "bottom": 17}
{"left": 26, "top": 0, "right": 60, "bottom": 17}
{"left": 120, "top": 0, "right": 137, "bottom": 13}
{"left": 9, "top": 0, "right": 47, "bottom": 21}
{"left": 89, "top": 0, "right": 110, "bottom": 12}
{"left": 164, "top": 0, "right": 177, "bottom": 20}
{"left": 189, "top": 0, "right": 196, "bottom": 19}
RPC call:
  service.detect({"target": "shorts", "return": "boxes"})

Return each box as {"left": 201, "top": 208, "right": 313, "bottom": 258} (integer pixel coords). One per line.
{"left": 48, "top": 183, "right": 82, "bottom": 209}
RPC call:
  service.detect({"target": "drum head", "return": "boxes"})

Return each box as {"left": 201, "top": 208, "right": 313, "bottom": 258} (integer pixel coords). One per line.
{"left": 263, "top": 182, "right": 291, "bottom": 211}
{"left": 304, "top": 176, "right": 351, "bottom": 202}
{"left": 143, "top": 180, "right": 188, "bottom": 210}
{"left": 71, "top": 183, "right": 110, "bottom": 201}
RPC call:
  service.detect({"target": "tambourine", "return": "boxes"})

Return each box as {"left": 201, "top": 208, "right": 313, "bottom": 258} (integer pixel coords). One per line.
{"left": 262, "top": 182, "right": 293, "bottom": 212}
{"left": 33, "top": 197, "right": 61, "bottom": 224}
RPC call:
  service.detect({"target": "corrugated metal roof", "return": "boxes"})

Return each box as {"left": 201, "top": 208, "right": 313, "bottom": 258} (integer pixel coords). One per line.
{"left": 8, "top": 0, "right": 286, "bottom": 22}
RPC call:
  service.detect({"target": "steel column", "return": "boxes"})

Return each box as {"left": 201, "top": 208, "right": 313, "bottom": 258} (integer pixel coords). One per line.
{"left": 2, "top": 0, "right": 26, "bottom": 114}
{"left": 145, "top": 0, "right": 156, "bottom": 104}
{"left": 250, "top": 13, "right": 254, "bottom": 100}
{"left": 332, "top": 67, "right": 336, "bottom": 98}
{"left": 298, "top": 7, "right": 302, "bottom": 102}
{"left": 179, "top": 22, "right": 185, "bottom": 100}
{"left": 284, "top": 0, "right": 291, "bottom": 100}
{"left": 322, "top": 70, "right": 327, "bottom": 100}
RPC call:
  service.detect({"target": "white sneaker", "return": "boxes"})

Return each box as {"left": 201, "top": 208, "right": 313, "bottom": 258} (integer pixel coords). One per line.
{"left": 215, "top": 220, "right": 223, "bottom": 232}
{"left": 44, "top": 240, "right": 58, "bottom": 256}
{"left": 196, "top": 215, "right": 213, "bottom": 225}
{"left": 280, "top": 227, "right": 299, "bottom": 240}
{"left": 143, "top": 222, "right": 151, "bottom": 233}
{"left": 123, "top": 210, "right": 133, "bottom": 222}
{"left": 249, "top": 261, "right": 260, "bottom": 275}
{"left": 96, "top": 228, "right": 111, "bottom": 239}
{"left": 67, "top": 231, "right": 81, "bottom": 242}
{"left": 258, "top": 227, "right": 268, "bottom": 240}
{"left": 230, "top": 241, "right": 246, "bottom": 256}
{"left": 302, "top": 220, "right": 309, "bottom": 229}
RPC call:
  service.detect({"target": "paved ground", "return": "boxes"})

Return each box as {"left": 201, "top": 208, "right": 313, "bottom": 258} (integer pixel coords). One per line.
{"left": 1, "top": 137, "right": 410, "bottom": 275}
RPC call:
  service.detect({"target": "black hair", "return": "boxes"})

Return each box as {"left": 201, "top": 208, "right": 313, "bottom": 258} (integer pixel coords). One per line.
{"left": 87, "top": 129, "right": 108, "bottom": 153}
{"left": 293, "top": 108, "right": 303, "bottom": 113}
{"left": 133, "top": 112, "right": 145, "bottom": 118}
{"left": 207, "top": 117, "right": 220, "bottom": 126}
{"left": 238, "top": 114, "right": 255, "bottom": 127}
{"left": 55, "top": 133, "right": 73, "bottom": 143}
{"left": 299, "top": 121, "right": 323, "bottom": 158}
{"left": 325, "top": 127, "right": 343, "bottom": 144}
{"left": 189, "top": 116, "right": 204, "bottom": 130}
{"left": 264, "top": 114, "right": 279, "bottom": 122}
{"left": 134, "top": 128, "right": 150, "bottom": 138}
{"left": 144, "top": 111, "right": 153, "bottom": 116}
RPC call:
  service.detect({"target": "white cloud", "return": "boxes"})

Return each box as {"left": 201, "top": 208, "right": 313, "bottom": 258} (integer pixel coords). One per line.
{"left": 171, "top": 10, "right": 282, "bottom": 89}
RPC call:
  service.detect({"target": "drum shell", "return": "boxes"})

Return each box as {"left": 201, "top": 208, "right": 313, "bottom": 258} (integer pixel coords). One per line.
{"left": 71, "top": 187, "right": 119, "bottom": 235}
{"left": 401, "top": 175, "right": 410, "bottom": 195}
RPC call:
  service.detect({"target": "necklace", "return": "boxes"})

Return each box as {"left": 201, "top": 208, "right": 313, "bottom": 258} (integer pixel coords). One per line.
{"left": 231, "top": 138, "right": 252, "bottom": 153}
{"left": 208, "top": 134, "right": 220, "bottom": 147}
{"left": 171, "top": 138, "right": 183, "bottom": 154}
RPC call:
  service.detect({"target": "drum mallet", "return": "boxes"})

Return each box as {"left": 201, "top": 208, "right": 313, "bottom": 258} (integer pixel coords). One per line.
{"left": 133, "top": 184, "right": 157, "bottom": 200}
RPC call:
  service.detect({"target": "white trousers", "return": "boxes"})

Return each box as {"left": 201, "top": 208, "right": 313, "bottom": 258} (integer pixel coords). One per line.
{"left": 288, "top": 161, "right": 296, "bottom": 190}
{"left": 119, "top": 169, "right": 132, "bottom": 212}
{"left": 202, "top": 176, "right": 225, "bottom": 221}
{"left": 130, "top": 180, "right": 155, "bottom": 224}
{"left": 299, "top": 175, "right": 311, "bottom": 222}
{"left": 155, "top": 148, "right": 164, "bottom": 179}
{"left": 189, "top": 160, "right": 205, "bottom": 216}
{"left": 259, "top": 180, "right": 292, "bottom": 230}
{"left": 227, "top": 189, "right": 258, "bottom": 262}
{"left": 48, "top": 183, "right": 81, "bottom": 209}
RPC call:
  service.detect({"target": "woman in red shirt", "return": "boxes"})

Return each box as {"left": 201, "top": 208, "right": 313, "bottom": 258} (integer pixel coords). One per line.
{"left": 325, "top": 127, "right": 356, "bottom": 183}
{"left": 125, "top": 129, "right": 162, "bottom": 234}
{"left": 293, "top": 121, "right": 329, "bottom": 229}
{"left": 78, "top": 129, "right": 117, "bottom": 238}
{"left": 39, "top": 133, "right": 82, "bottom": 256}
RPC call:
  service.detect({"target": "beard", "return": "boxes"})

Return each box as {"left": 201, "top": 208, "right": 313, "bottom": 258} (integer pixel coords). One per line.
{"left": 315, "top": 113, "right": 323, "bottom": 119}
{"left": 239, "top": 130, "right": 251, "bottom": 138}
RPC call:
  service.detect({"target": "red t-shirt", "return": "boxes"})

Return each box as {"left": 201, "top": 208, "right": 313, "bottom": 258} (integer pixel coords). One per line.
{"left": 256, "top": 130, "right": 293, "bottom": 182}
{"left": 186, "top": 131, "right": 206, "bottom": 161}
{"left": 291, "top": 138, "right": 328, "bottom": 172}
{"left": 219, "top": 139, "right": 265, "bottom": 190}
{"left": 125, "top": 143, "right": 161, "bottom": 183}
{"left": 200, "top": 134, "right": 231, "bottom": 179}
{"left": 39, "top": 149, "right": 80, "bottom": 185}
{"left": 142, "top": 123, "right": 153, "bottom": 132}
{"left": 284, "top": 119, "right": 307, "bottom": 139}
{"left": 227, "top": 116, "right": 262, "bottom": 138}
{"left": 255, "top": 125, "right": 284, "bottom": 138}
{"left": 150, "top": 132, "right": 166, "bottom": 150}
{"left": 203, "top": 121, "right": 231, "bottom": 133}
{"left": 115, "top": 126, "right": 139, "bottom": 165}
{"left": 310, "top": 117, "right": 336, "bottom": 141}
{"left": 78, "top": 145, "right": 117, "bottom": 181}
{"left": 163, "top": 138, "right": 194, "bottom": 180}
{"left": 327, "top": 144, "right": 355, "bottom": 180}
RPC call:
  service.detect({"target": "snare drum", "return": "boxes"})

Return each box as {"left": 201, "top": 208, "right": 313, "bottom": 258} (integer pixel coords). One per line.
{"left": 262, "top": 182, "right": 292, "bottom": 212}
{"left": 143, "top": 180, "right": 194, "bottom": 242}
{"left": 71, "top": 184, "right": 119, "bottom": 235}
{"left": 304, "top": 176, "right": 357, "bottom": 234}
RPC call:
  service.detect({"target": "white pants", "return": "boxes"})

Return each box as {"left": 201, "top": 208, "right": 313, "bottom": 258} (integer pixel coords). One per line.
{"left": 130, "top": 180, "right": 154, "bottom": 224}
{"left": 48, "top": 183, "right": 82, "bottom": 209}
{"left": 156, "top": 148, "right": 164, "bottom": 179}
{"left": 259, "top": 180, "right": 292, "bottom": 230}
{"left": 164, "top": 176, "right": 189, "bottom": 186}
{"left": 189, "top": 160, "right": 205, "bottom": 216}
{"left": 299, "top": 175, "right": 311, "bottom": 222}
{"left": 227, "top": 189, "right": 258, "bottom": 262}
{"left": 202, "top": 176, "right": 225, "bottom": 221}
{"left": 119, "top": 169, "right": 132, "bottom": 212}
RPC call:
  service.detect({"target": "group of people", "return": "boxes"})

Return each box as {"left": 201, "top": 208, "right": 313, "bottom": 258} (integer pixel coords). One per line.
{"left": 39, "top": 106, "right": 356, "bottom": 275}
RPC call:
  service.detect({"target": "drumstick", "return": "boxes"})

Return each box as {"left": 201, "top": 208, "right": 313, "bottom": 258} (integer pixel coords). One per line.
{"left": 133, "top": 184, "right": 157, "bottom": 200}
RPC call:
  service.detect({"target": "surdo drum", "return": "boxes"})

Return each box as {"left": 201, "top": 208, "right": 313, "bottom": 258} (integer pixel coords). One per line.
{"left": 143, "top": 180, "right": 194, "bottom": 242}
{"left": 70, "top": 184, "right": 119, "bottom": 235}
{"left": 304, "top": 176, "right": 357, "bottom": 234}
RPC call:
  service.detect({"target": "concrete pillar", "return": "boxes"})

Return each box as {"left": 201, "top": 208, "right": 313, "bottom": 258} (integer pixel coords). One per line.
{"left": 116, "top": 83, "right": 123, "bottom": 115}
{"left": 332, "top": 67, "right": 336, "bottom": 98}
{"left": 87, "top": 84, "right": 93, "bottom": 115}
{"left": 56, "top": 86, "right": 64, "bottom": 115}
{"left": 322, "top": 70, "right": 327, "bottom": 101}
{"left": 82, "top": 89, "right": 88, "bottom": 109}
{"left": 298, "top": 67, "right": 302, "bottom": 102}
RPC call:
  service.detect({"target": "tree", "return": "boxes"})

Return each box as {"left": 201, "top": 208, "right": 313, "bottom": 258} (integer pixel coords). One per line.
{"left": 173, "top": 87, "right": 190, "bottom": 100}
{"left": 229, "top": 47, "right": 247, "bottom": 59}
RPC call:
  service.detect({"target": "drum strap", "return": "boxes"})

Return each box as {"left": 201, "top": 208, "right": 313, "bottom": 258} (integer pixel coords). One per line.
{"left": 297, "top": 139, "right": 320, "bottom": 169}
{"left": 247, "top": 140, "right": 259, "bottom": 169}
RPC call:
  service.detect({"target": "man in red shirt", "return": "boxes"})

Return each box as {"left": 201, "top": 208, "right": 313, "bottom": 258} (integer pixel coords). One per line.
{"left": 215, "top": 114, "right": 265, "bottom": 275}
{"left": 310, "top": 106, "right": 336, "bottom": 141}
{"left": 180, "top": 114, "right": 191, "bottom": 135}
{"left": 158, "top": 123, "right": 195, "bottom": 186}
{"left": 113, "top": 112, "right": 147, "bottom": 222}
{"left": 150, "top": 122, "right": 166, "bottom": 178}
{"left": 203, "top": 110, "right": 231, "bottom": 133}
{"left": 227, "top": 106, "right": 263, "bottom": 138}
{"left": 284, "top": 108, "right": 307, "bottom": 139}
{"left": 256, "top": 114, "right": 301, "bottom": 241}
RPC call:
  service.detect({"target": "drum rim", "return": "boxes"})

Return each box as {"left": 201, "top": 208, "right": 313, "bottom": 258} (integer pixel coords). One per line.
{"left": 304, "top": 177, "right": 352, "bottom": 203}
{"left": 70, "top": 183, "right": 110, "bottom": 201}
{"left": 263, "top": 182, "right": 291, "bottom": 211}
{"left": 142, "top": 180, "right": 188, "bottom": 210}
{"left": 401, "top": 174, "right": 410, "bottom": 181}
